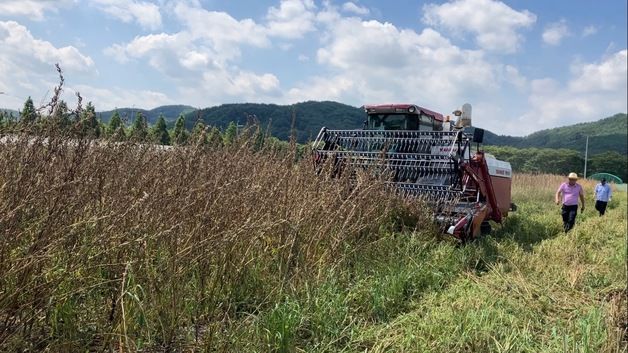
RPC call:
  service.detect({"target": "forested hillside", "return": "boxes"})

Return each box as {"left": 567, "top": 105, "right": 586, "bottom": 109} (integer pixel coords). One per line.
{"left": 187, "top": 101, "right": 365, "bottom": 142}
{"left": 484, "top": 113, "right": 627, "bottom": 155}
{"left": 484, "top": 146, "right": 627, "bottom": 181}
{"left": 98, "top": 105, "right": 196, "bottom": 125}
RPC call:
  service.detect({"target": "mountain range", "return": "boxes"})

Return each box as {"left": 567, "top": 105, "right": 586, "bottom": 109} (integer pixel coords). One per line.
{"left": 482, "top": 113, "right": 627, "bottom": 155}
{"left": 98, "top": 105, "right": 196, "bottom": 125}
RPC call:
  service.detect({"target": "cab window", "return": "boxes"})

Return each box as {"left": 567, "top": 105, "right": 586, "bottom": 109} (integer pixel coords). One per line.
{"left": 368, "top": 114, "right": 419, "bottom": 130}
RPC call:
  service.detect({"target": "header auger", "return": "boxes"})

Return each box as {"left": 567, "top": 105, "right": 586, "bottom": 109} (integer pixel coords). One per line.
{"left": 313, "top": 103, "right": 514, "bottom": 241}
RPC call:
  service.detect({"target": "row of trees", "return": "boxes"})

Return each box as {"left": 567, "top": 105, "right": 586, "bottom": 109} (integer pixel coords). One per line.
{"left": 2, "top": 97, "right": 625, "bottom": 180}
{"left": 485, "top": 145, "right": 627, "bottom": 182}
{"left": 0, "top": 97, "right": 251, "bottom": 148}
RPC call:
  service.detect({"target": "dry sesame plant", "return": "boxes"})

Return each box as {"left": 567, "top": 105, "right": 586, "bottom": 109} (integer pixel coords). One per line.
{"left": 0, "top": 69, "right": 624, "bottom": 352}
{"left": 0, "top": 127, "right": 422, "bottom": 351}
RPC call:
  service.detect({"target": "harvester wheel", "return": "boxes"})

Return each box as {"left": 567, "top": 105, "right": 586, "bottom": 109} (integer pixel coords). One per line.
{"left": 480, "top": 221, "right": 492, "bottom": 235}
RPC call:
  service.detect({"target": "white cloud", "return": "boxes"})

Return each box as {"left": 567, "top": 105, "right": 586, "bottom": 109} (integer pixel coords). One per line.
{"left": 174, "top": 2, "right": 269, "bottom": 55}
{"left": 286, "top": 75, "right": 358, "bottom": 103}
{"left": 0, "top": 0, "right": 75, "bottom": 21}
{"left": 511, "top": 50, "right": 627, "bottom": 135}
{"left": 303, "top": 15, "right": 502, "bottom": 114}
{"left": 342, "top": 2, "right": 370, "bottom": 16}
{"left": 91, "top": 0, "right": 162, "bottom": 30}
{"left": 542, "top": 20, "right": 570, "bottom": 46}
{"left": 104, "top": 2, "right": 283, "bottom": 107}
{"left": 422, "top": 0, "right": 536, "bottom": 53}
{"left": 503, "top": 65, "right": 527, "bottom": 90}
{"left": 569, "top": 50, "right": 627, "bottom": 93}
{"left": 266, "top": 0, "right": 317, "bottom": 39}
{"left": 0, "top": 21, "right": 94, "bottom": 72}
{"left": 70, "top": 84, "right": 173, "bottom": 111}
{"left": 0, "top": 21, "right": 96, "bottom": 109}
{"left": 105, "top": 32, "right": 189, "bottom": 68}
{"left": 582, "top": 25, "right": 598, "bottom": 37}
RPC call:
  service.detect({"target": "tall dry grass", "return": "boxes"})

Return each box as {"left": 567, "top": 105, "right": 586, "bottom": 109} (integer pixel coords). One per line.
{"left": 512, "top": 173, "right": 599, "bottom": 202}
{"left": 0, "top": 130, "right": 422, "bottom": 351}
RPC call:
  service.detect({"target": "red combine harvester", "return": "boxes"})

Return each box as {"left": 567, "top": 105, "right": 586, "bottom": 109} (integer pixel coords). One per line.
{"left": 313, "top": 103, "right": 514, "bottom": 241}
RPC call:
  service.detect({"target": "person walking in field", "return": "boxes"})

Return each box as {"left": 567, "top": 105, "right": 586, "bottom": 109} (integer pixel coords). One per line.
{"left": 555, "top": 172, "right": 585, "bottom": 232}
{"left": 594, "top": 178, "right": 612, "bottom": 216}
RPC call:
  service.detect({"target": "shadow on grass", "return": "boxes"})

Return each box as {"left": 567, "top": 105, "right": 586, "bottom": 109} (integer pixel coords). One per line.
{"left": 492, "top": 209, "right": 562, "bottom": 252}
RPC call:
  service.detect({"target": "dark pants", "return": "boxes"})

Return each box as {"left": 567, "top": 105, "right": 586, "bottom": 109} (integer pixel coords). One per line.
{"left": 595, "top": 200, "right": 608, "bottom": 216}
{"left": 561, "top": 205, "right": 578, "bottom": 232}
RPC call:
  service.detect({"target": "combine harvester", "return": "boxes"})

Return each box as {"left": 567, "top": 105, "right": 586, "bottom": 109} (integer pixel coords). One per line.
{"left": 313, "top": 103, "right": 514, "bottom": 241}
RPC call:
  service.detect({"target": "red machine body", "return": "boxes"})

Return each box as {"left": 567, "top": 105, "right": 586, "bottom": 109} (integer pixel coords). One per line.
{"left": 313, "top": 103, "right": 514, "bottom": 241}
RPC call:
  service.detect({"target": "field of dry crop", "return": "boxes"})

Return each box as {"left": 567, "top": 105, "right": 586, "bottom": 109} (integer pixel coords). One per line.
{"left": 0, "top": 132, "right": 625, "bottom": 352}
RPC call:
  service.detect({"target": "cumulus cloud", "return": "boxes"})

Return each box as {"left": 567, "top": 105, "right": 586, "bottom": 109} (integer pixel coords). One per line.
{"left": 175, "top": 3, "right": 269, "bottom": 48}
{"left": 266, "top": 0, "right": 317, "bottom": 39}
{"left": 304, "top": 14, "right": 502, "bottom": 114}
{"left": 0, "top": 0, "right": 75, "bottom": 21}
{"left": 90, "top": 0, "right": 162, "bottom": 30}
{"left": 569, "top": 50, "right": 627, "bottom": 93}
{"left": 542, "top": 20, "right": 570, "bottom": 45}
{"left": 104, "top": 2, "right": 282, "bottom": 107}
{"left": 0, "top": 20, "right": 96, "bottom": 109}
{"left": 342, "top": 2, "right": 370, "bottom": 16}
{"left": 511, "top": 50, "right": 627, "bottom": 135}
{"left": 70, "top": 84, "right": 174, "bottom": 111}
{"left": 422, "top": 0, "right": 536, "bottom": 53}
{"left": 0, "top": 21, "right": 94, "bottom": 72}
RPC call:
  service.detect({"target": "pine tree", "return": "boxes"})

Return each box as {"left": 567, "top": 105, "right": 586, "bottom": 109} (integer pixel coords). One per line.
{"left": 151, "top": 114, "right": 171, "bottom": 145}
{"left": 52, "top": 100, "right": 70, "bottom": 130}
{"left": 207, "top": 126, "right": 223, "bottom": 148}
{"left": 191, "top": 120, "right": 208, "bottom": 145}
{"left": 129, "top": 112, "right": 148, "bottom": 141}
{"left": 172, "top": 114, "right": 188, "bottom": 145}
{"left": 223, "top": 121, "right": 237, "bottom": 146}
{"left": 20, "top": 96, "right": 37, "bottom": 125}
{"left": 107, "top": 111, "right": 123, "bottom": 137}
{"left": 112, "top": 125, "right": 127, "bottom": 141}
{"left": 253, "top": 125, "right": 265, "bottom": 151}
{"left": 81, "top": 102, "right": 101, "bottom": 138}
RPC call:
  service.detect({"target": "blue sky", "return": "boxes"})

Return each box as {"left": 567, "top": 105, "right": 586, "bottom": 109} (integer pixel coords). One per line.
{"left": 0, "top": 0, "right": 625, "bottom": 135}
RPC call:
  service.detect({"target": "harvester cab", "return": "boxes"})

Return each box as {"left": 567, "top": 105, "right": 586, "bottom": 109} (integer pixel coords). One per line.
{"left": 313, "top": 103, "right": 513, "bottom": 241}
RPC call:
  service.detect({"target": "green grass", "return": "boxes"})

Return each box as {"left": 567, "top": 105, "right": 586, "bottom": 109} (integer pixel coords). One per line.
{"left": 233, "top": 186, "right": 627, "bottom": 352}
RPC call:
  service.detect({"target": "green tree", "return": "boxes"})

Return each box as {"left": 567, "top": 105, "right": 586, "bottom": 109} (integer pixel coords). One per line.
{"left": 172, "top": 114, "right": 188, "bottom": 145}
{"left": 207, "top": 126, "right": 223, "bottom": 148}
{"left": 112, "top": 125, "right": 127, "bottom": 141}
{"left": 81, "top": 102, "right": 101, "bottom": 138}
{"left": 223, "top": 121, "right": 237, "bottom": 146}
{"left": 589, "top": 151, "right": 628, "bottom": 181}
{"left": 253, "top": 125, "right": 265, "bottom": 151}
{"left": 191, "top": 121, "right": 208, "bottom": 145}
{"left": 107, "top": 111, "right": 123, "bottom": 137}
{"left": 129, "top": 112, "right": 148, "bottom": 141}
{"left": 51, "top": 100, "right": 71, "bottom": 130}
{"left": 151, "top": 114, "right": 171, "bottom": 145}
{"left": 20, "top": 96, "right": 37, "bottom": 125}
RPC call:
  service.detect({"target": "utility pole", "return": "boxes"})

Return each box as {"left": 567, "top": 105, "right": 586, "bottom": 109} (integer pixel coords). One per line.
{"left": 584, "top": 135, "right": 589, "bottom": 178}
